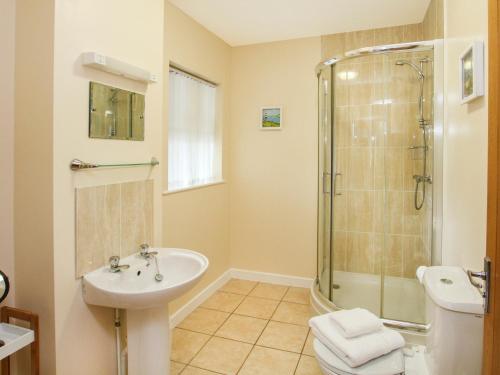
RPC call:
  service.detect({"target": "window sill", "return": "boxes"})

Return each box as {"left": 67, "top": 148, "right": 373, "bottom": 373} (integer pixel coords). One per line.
{"left": 163, "top": 180, "right": 226, "bottom": 196}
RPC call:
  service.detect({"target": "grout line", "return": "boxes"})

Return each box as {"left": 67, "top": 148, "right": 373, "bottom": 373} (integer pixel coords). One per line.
{"left": 175, "top": 280, "right": 312, "bottom": 374}
{"left": 235, "top": 283, "right": 290, "bottom": 374}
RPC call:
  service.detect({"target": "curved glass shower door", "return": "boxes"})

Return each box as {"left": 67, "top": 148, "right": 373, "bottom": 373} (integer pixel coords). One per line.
{"left": 317, "top": 46, "right": 434, "bottom": 325}
{"left": 317, "top": 66, "right": 333, "bottom": 299}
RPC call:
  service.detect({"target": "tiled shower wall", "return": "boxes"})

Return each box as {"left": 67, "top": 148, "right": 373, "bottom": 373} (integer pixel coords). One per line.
{"left": 322, "top": 24, "right": 437, "bottom": 278}
{"left": 76, "top": 179, "right": 153, "bottom": 277}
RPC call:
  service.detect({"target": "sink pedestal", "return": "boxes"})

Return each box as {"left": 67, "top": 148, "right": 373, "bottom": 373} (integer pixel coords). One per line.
{"left": 127, "top": 305, "right": 170, "bottom": 375}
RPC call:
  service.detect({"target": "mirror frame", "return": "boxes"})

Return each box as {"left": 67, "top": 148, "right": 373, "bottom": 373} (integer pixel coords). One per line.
{"left": 0, "top": 270, "right": 10, "bottom": 304}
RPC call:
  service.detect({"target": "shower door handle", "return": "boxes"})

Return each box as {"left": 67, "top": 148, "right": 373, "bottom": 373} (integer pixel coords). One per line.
{"left": 333, "top": 172, "right": 343, "bottom": 196}
{"left": 467, "top": 256, "right": 491, "bottom": 313}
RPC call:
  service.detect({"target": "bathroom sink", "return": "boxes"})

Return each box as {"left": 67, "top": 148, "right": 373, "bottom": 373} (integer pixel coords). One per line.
{"left": 82, "top": 247, "right": 208, "bottom": 375}
{"left": 83, "top": 248, "right": 208, "bottom": 309}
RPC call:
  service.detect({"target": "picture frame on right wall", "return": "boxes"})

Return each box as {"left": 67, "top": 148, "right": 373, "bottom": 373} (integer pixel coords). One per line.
{"left": 460, "top": 41, "right": 485, "bottom": 104}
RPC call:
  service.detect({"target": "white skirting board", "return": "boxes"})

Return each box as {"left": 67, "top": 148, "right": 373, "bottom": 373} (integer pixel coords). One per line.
{"left": 169, "top": 268, "right": 314, "bottom": 328}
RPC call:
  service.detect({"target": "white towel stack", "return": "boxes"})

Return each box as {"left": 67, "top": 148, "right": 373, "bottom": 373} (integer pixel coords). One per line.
{"left": 309, "top": 308, "right": 405, "bottom": 368}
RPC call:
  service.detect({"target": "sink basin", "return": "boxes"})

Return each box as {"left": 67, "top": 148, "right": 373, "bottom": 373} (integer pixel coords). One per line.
{"left": 82, "top": 247, "right": 209, "bottom": 375}
{"left": 83, "top": 247, "right": 208, "bottom": 309}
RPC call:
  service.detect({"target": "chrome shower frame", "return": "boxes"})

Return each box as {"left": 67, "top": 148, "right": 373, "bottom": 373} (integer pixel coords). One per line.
{"left": 313, "top": 39, "right": 444, "bottom": 337}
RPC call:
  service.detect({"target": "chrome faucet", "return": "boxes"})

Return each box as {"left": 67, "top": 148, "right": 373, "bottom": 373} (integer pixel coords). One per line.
{"left": 109, "top": 256, "right": 130, "bottom": 273}
{"left": 138, "top": 244, "right": 164, "bottom": 282}
{"left": 139, "top": 243, "right": 158, "bottom": 259}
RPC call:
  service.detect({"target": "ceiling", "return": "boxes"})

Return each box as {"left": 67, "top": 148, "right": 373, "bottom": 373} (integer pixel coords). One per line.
{"left": 169, "top": 0, "right": 431, "bottom": 46}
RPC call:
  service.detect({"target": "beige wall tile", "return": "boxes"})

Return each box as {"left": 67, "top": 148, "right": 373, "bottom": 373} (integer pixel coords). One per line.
{"left": 120, "top": 179, "right": 154, "bottom": 256}
{"left": 239, "top": 346, "right": 299, "bottom": 375}
{"left": 76, "top": 184, "right": 120, "bottom": 277}
{"left": 346, "top": 232, "right": 375, "bottom": 274}
{"left": 76, "top": 179, "right": 154, "bottom": 277}
{"left": 348, "top": 148, "right": 374, "bottom": 190}
{"left": 333, "top": 231, "right": 347, "bottom": 271}
{"left": 345, "top": 29, "right": 374, "bottom": 52}
{"left": 384, "top": 235, "right": 403, "bottom": 277}
{"left": 333, "top": 192, "right": 347, "bottom": 231}
{"left": 403, "top": 236, "right": 429, "bottom": 278}
{"left": 321, "top": 33, "right": 345, "bottom": 60}
{"left": 347, "top": 191, "right": 374, "bottom": 232}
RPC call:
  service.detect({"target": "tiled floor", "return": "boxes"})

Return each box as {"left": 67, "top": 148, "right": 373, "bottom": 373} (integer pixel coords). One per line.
{"left": 171, "top": 279, "right": 322, "bottom": 375}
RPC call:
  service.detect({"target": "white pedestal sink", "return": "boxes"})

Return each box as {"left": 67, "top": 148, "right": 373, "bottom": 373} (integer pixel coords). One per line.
{"left": 82, "top": 248, "right": 209, "bottom": 375}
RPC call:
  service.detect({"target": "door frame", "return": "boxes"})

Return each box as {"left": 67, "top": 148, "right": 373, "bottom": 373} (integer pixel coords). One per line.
{"left": 483, "top": 0, "right": 500, "bottom": 373}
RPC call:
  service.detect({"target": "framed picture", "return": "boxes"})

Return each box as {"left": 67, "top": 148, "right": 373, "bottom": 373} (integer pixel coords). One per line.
{"left": 260, "top": 106, "right": 282, "bottom": 130}
{"left": 460, "top": 41, "right": 484, "bottom": 104}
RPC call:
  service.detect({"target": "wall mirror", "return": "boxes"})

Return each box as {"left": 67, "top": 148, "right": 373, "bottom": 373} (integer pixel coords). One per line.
{"left": 0, "top": 270, "right": 10, "bottom": 304}
{"left": 89, "top": 82, "right": 145, "bottom": 141}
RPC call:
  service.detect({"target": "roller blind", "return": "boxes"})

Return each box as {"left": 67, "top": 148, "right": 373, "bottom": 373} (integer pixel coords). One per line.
{"left": 168, "top": 68, "right": 221, "bottom": 191}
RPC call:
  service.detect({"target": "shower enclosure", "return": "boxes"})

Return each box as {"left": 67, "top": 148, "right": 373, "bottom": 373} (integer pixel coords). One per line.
{"left": 314, "top": 41, "right": 442, "bottom": 327}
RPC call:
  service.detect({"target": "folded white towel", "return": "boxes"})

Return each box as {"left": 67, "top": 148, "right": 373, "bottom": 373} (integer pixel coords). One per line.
{"left": 309, "top": 314, "right": 405, "bottom": 368}
{"left": 328, "top": 308, "right": 383, "bottom": 338}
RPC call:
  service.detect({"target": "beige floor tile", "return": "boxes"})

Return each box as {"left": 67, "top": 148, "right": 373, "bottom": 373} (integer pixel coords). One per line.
{"left": 170, "top": 361, "right": 186, "bottom": 375}
{"left": 178, "top": 308, "right": 230, "bottom": 335}
{"left": 302, "top": 330, "right": 315, "bottom": 356}
{"left": 171, "top": 328, "right": 210, "bottom": 364}
{"left": 215, "top": 314, "right": 268, "bottom": 344}
{"left": 201, "top": 291, "right": 245, "bottom": 313}
{"left": 257, "top": 321, "right": 309, "bottom": 353}
{"left": 283, "top": 287, "right": 310, "bottom": 305}
{"left": 249, "top": 282, "right": 288, "bottom": 300}
{"left": 295, "top": 355, "right": 322, "bottom": 375}
{"left": 181, "top": 366, "right": 220, "bottom": 374}
{"left": 220, "top": 279, "right": 258, "bottom": 295}
{"left": 271, "top": 302, "right": 312, "bottom": 326}
{"left": 234, "top": 296, "right": 280, "bottom": 319}
{"left": 191, "top": 336, "right": 252, "bottom": 374}
{"left": 239, "top": 346, "right": 300, "bottom": 375}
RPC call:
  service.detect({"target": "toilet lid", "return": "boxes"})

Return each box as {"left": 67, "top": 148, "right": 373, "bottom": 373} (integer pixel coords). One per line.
{"left": 313, "top": 339, "right": 405, "bottom": 375}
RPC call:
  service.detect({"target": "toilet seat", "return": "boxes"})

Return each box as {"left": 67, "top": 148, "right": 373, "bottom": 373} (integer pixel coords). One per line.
{"left": 313, "top": 339, "right": 405, "bottom": 375}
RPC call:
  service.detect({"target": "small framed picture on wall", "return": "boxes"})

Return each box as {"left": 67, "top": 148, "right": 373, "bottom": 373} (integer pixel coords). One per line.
{"left": 460, "top": 41, "right": 484, "bottom": 104}
{"left": 260, "top": 106, "right": 282, "bottom": 130}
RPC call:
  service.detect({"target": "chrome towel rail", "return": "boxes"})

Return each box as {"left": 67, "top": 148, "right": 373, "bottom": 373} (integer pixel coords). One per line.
{"left": 70, "top": 157, "right": 159, "bottom": 171}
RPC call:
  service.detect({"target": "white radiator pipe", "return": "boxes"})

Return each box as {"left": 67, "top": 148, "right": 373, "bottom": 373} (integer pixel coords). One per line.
{"left": 115, "top": 309, "right": 122, "bottom": 375}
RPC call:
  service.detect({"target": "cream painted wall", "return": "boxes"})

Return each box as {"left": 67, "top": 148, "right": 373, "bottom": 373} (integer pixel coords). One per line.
{"left": 0, "top": 0, "right": 15, "bottom": 307}
{"left": 442, "top": 0, "right": 488, "bottom": 270}
{"left": 163, "top": 2, "right": 232, "bottom": 313}
{"left": 229, "top": 37, "right": 321, "bottom": 278}
{"left": 15, "top": 0, "right": 56, "bottom": 372}
{"left": 52, "top": 0, "right": 164, "bottom": 373}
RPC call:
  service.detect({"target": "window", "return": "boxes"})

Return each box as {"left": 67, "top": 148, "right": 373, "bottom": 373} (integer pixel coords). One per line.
{"left": 167, "top": 67, "right": 221, "bottom": 191}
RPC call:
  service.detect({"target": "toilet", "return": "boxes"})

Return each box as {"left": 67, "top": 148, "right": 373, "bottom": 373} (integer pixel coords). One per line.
{"left": 313, "top": 266, "right": 484, "bottom": 375}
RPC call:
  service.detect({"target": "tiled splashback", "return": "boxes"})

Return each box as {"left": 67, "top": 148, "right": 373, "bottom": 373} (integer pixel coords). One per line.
{"left": 76, "top": 180, "right": 153, "bottom": 277}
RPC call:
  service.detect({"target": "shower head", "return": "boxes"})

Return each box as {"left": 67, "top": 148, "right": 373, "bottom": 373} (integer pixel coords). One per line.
{"left": 395, "top": 60, "right": 425, "bottom": 80}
